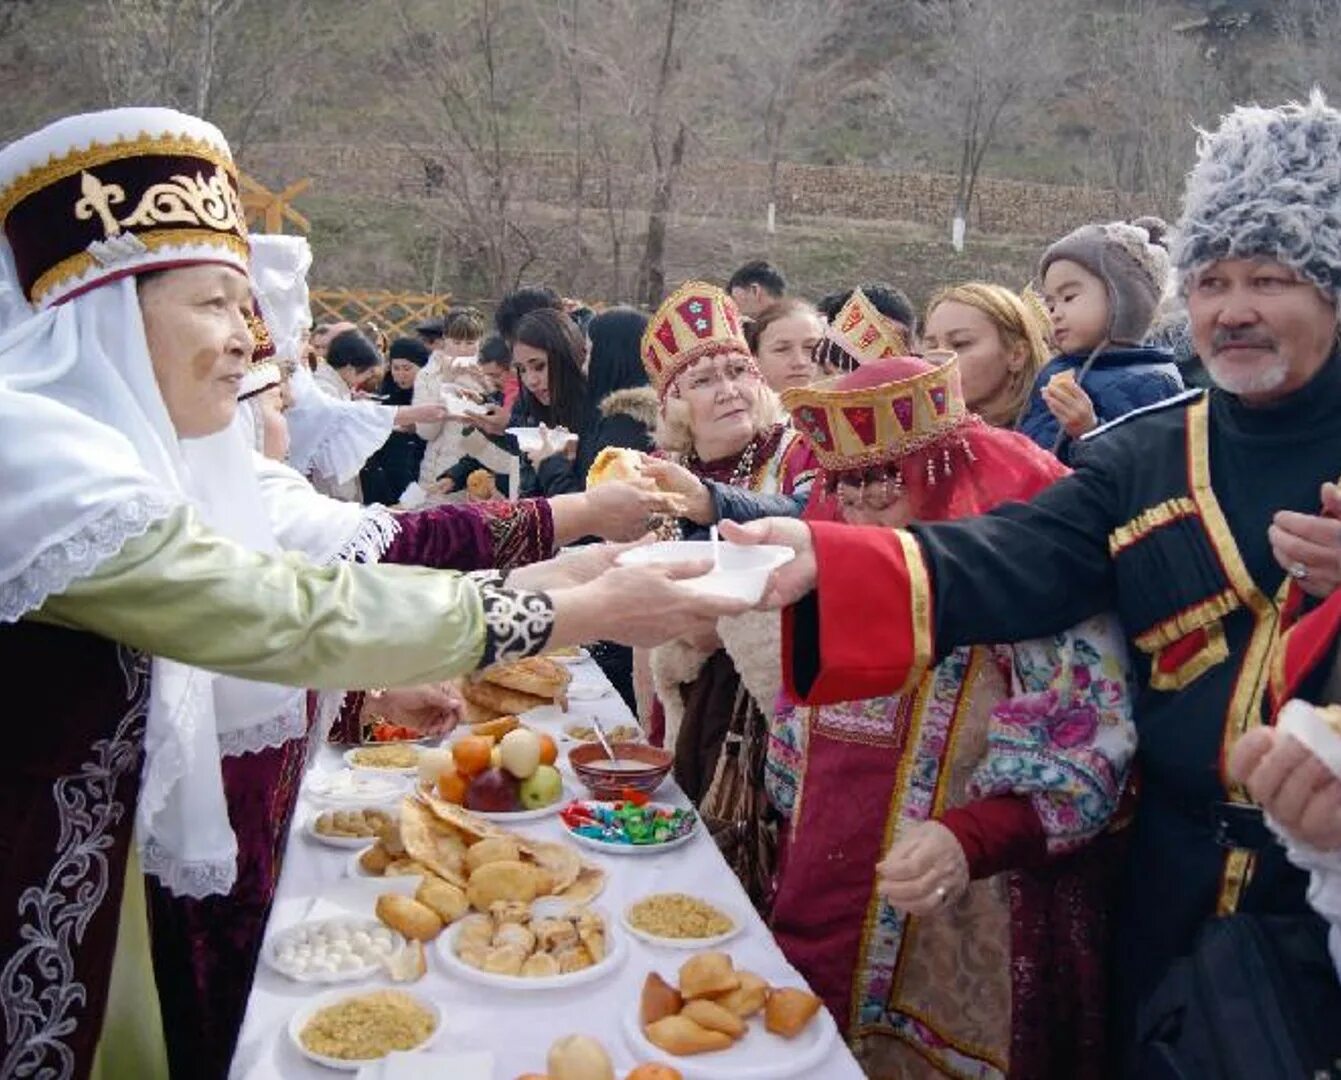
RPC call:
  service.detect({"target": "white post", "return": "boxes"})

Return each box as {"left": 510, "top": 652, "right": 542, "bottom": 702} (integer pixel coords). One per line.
{"left": 951, "top": 214, "right": 966, "bottom": 253}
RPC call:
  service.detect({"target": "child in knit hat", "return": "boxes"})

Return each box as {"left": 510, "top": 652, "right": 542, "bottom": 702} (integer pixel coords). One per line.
{"left": 1018, "top": 217, "right": 1185, "bottom": 461}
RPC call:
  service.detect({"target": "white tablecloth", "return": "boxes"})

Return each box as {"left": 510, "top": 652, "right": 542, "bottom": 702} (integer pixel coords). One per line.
{"left": 230, "top": 659, "right": 864, "bottom": 1079}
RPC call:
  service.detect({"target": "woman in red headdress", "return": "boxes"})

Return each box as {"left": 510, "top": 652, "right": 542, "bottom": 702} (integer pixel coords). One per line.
{"left": 767, "top": 323, "right": 1135, "bottom": 1078}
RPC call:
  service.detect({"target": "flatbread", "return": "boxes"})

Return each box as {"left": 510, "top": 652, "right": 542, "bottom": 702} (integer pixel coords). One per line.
{"left": 460, "top": 679, "right": 553, "bottom": 717}
{"left": 398, "top": 798, "right": 469, "bottom": 886}
{"left": 518, "top": 839, "right": 582, "bottom": 894}
{"left": 480, "top": 657, "right": 571, "bottom": 699}
{"left": 420, "top": 793, "right": 505, "bottom": 844}
{"left": 557, "top": 865, "right": 606, "bottom": 903}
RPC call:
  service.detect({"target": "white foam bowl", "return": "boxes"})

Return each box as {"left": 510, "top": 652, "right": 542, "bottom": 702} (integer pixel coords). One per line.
{"left": 615, "top": 541, "right": 794, "bottom": 603}
{"left": 506, "top": 426, "right": 578, "bottom": 453}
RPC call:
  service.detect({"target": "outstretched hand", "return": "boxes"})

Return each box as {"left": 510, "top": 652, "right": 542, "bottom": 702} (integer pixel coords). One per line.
{"left": 718, "top": 518, "right": 816, "bottom": 608}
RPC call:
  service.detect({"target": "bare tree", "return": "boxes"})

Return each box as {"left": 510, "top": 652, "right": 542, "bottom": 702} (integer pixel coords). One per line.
{"left": 90, "top": 0, "right": 323, "bottom": 152}
{"left": 385, "top": 0, "right": 561, "bottom": 299}
{"left": 715, "top": 0, "right": 851, "bottom": 234}
{"left": 1269, "top": 0, "right": 1341, "bottom": 100}
{"left": 881, "top": 0, "right": 1076, "bottom": 242}
{"left": 1072, "top": 2, "right": 1226, "bottom": 212}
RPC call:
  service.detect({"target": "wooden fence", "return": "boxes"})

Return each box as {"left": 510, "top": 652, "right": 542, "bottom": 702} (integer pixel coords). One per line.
{"left": 309, "top": 288, "right": 454, "bottom": 341}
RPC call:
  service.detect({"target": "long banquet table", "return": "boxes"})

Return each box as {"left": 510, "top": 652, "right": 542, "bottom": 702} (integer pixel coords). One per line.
{"left": 230, "top": 656, "right": 864, "bottom": 1079}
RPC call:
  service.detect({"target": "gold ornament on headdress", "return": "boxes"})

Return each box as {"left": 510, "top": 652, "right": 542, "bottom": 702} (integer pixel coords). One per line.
{"left": 640, "top": 280, "right": 752, "bottom": 397}
{"left": 782, "top": 353, "right": 971, "bottom": 475}
{"left": 814, "top": 287, "right": 909, "bottom": 373}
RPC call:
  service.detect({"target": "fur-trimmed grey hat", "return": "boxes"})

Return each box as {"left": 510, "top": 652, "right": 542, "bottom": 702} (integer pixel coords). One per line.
{"left": 1174, "top": 90, "right": 1341, "bottom": 299}
{"left": 1040, "top": 218, "right": 1171, "bottom": 346}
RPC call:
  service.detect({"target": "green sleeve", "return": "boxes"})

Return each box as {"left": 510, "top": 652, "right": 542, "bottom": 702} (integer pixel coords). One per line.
{"left": 30, "top": 506, "right": 486, "bottom": 689}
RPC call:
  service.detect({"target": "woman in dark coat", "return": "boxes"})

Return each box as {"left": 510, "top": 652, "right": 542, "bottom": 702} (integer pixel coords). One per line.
{"left": 359, "top": 337, "right": 429, "bottom": 505}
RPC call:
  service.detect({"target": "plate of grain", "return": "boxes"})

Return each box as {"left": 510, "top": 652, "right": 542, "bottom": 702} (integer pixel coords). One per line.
{"left": 288, "top": 987, "right": 442, "bottom": 1071}
{"left": 620, "top": 893, "right": 744, "bottom": 950}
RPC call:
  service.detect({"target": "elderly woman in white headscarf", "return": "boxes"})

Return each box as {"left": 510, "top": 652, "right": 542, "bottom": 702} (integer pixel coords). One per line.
{"left": 0, "top": 108, "right": 741, "bottom": 1079}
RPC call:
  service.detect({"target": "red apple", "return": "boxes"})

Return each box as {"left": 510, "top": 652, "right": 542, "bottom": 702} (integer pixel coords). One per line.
{"left": 465, "top": 767, "right": 520, "bottom": 813}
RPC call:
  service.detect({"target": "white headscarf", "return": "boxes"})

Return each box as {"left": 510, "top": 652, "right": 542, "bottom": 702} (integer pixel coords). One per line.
{"left": 0, "top": 108, "right": 273, "bottom": 898}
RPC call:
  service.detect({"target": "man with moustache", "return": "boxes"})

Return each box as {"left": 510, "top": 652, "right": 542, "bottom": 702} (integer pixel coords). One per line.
{"left": 728, "top": 92, "right": 1341, "bottom": 1068}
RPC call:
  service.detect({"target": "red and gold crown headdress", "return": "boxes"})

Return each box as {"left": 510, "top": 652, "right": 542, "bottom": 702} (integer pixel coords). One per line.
{"left": 641, "top": 280, "right": 753, "bottom": 399}
{"left": 782, "top": 352, "right": 975, "bottom": 489}
{"left": 814, "top": 287, "right": 909, "bottom": 374}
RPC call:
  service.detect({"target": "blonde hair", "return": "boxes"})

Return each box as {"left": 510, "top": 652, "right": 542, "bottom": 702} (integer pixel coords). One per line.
{"left": 653, "top": 374, "right": 785, "bottom": 457}
{"left": 925, "top": 282, "right": 1052, "bottom": 429}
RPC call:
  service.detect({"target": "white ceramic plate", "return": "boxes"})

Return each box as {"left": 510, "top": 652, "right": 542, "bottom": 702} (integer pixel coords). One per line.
{"left": 561, "top": 803, "right": 699, "bottom": 856}
{"left": 561, "top": 722, "right": 646, "bottom": 745}
{"left": 342, "top": 747, "right": 422, "bottom": 775}
{"left": 304, "top": 807, "right": 399, "bottom": 850}
{"left": 413, "top": 779, "right": 574, "bottom": 823}
{"left": 435, "top": 903, "right": 625, "bottom": 991}
{"left": 306, "top": 770, "right": 407, "bottom": 808}
{"left": 620, "top": 982, "right": 838, "bottom": 1080}
{"left": 287, "top": 987, "right": 443, "bottom": 1072}
{"left": 263, "top": 917, "right": 403, "bottom": 984}
{"left": 619, "top": 895, "right": 745, "bottom": 951}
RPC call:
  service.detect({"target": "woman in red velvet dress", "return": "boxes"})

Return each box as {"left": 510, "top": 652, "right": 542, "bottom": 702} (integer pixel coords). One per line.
{"left": 765, "top": 311, "right": 1135, "bottom": 1079}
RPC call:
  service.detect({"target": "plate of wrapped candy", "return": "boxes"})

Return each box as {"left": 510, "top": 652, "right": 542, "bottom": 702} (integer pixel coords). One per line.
{"left": 560, "top": 800, "right": 698, "bottom": 855}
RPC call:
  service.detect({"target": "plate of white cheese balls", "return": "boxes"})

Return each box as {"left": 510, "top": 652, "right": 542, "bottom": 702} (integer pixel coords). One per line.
{"left": 264, "top": 917, "right": 405, "bottom": 983}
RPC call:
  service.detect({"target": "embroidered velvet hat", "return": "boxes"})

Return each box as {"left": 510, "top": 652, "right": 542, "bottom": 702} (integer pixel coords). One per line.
{"left": 0, "top": 107, "right": 249, "bottom": 310}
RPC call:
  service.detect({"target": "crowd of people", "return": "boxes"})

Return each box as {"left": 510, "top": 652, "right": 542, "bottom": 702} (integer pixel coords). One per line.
{"left": 2, "top": 87, "right": 1341, "bottom": 1080}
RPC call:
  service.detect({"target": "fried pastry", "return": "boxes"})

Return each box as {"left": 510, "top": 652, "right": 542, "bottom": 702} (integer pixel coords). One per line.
{"left": 470, "top": 715, "right": 520, "bottom": 740}
{"left": 460, "top": 679, "right": 551, "bottom": 717}
{"left": 764, "top": 987, "right": 822, "bottom": 1038}
{"left": 415, "top": 876, "right": 468, "bottom": 924}
{"left": 680, "top": 999, "right": 746, "bottom": 1040}
{"left": 640, "top": 973, "right": 683, "bottom": 1026}
{"left": 710, "top": 971, "right": 769, "bottom": 1018}
{"left": 466, "top": 860, "right": 542, "bottom": 910}
{"left": 520, "top": 952, "right": 561, "bottom": 979}
{"left": 492, "top": 921, "right": 537, "bottom": 953}
{"left": 555, "top": 944, "right": 595, "bottom": 973}
{"left": 532, "top": 917, "right": 579, "bottom": 952}
{"left": 455, "top": 914, "right": 495, "bottom": 954}
{"left": 482, "top": 943, "right": 528, "bottom": 976}
{"left": 358, "top": 843, "right": 392, "bottom": 876}
{"left": 466, "top": 836, "right": 521, "bottom": 874}
{"left": 375, "top": 894, "right": 443, "bottom": 942}
{"left": 488, "top": 899, "right": 532, "bottom": 925}
{"left": 679, "top": 952, "right": 739, "bottom": 999}
{"left": 643, "top": 1015, "right": 733, "bottom": 1056}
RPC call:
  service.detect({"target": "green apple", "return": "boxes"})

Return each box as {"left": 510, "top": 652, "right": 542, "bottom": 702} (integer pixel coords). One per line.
{"left": 518, "top": 764, "right": 563, "bottom": 809}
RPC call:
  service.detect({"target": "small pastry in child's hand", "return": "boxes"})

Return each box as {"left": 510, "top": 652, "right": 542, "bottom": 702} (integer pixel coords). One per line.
{"left": 678, "top": 951, "right": 739, "bottom": 999}
{"left": 764, "top": 987, "right": 823, "bottom": 1038}
{"left": 640, "top": 972, "right": 683, "bottom": 1026}
{"left": 679, "top": 999, "right": 747, "bottom": 1039}
{"left": 643, "top": 1014, "right": 733, "bottom": 1056}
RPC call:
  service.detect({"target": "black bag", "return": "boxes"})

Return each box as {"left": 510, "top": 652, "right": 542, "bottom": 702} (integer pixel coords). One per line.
{"left": 1134, "top": 913, "right": 1341, "bottom": 1079}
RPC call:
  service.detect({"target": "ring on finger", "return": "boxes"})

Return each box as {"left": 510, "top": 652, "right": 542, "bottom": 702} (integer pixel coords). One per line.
{"left": 1289, "top": 562, "right": 1310, "bottom": 581}
{"left": 935, "top": 884, "right": 948, "bottom": 904}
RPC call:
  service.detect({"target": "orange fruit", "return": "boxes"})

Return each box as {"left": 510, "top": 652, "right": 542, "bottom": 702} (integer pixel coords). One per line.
{"left": 627, "top": 1066, "right": 683, "bottom": 1080}
{"left": 453, "top": 736, "right": 493, "bottom": 778}
{"left": 436, "top": 769, "right": 468, "bottom": 804}
{"left": 537, "top": 733, "right": 558, "bottom": 767}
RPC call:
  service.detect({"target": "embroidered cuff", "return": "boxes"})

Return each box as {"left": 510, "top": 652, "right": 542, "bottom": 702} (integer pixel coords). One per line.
{"left": 479, "top": 585, "right": 555, "bottom": 666}
{"left": 467, "top": 569, "right": 507, "bottom": 589}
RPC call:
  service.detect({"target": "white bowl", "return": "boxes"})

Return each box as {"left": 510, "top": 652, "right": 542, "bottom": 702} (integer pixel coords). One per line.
{"left": 288, "top": 987, "right": 443, "bottom": 1072}
{"left": 619, "top": 895, "right": 745, "bottom": 950}
{"left": 506, "top": 426, "right": 578, "bottom": 453}
{"left": 615, "top": 541, "right": 794, "bottom": 603}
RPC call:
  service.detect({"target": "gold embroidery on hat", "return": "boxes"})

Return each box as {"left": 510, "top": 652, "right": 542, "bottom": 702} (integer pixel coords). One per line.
{"left": 75, "top": 171, "right": 127, "bottom": 236}
{"left": 119, "top": 164, "right": 242, "bottom": 235}
{"left": 0, "top": 132, "right": 235, "bottom": 222}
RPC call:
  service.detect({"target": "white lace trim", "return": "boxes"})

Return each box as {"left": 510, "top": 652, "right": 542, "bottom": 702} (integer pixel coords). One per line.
{"left": 217, "top": 691, "right": 309, "bottom": 758}
{"left": 1, "top": 646, "right": 149, "bottom": 1079}
{"left": 138, "top": 835, "right": 238, "bottom": 900}
{"left": 332, "top": 506, "right": 400, "bottom": 566}
{"left": 0, "top": 491, "right": 178, "bottom": 623}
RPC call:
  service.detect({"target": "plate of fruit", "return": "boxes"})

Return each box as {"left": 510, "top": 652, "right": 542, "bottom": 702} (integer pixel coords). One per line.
{"left": 420, "top": 728, "right": 569, "bottom": 820}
